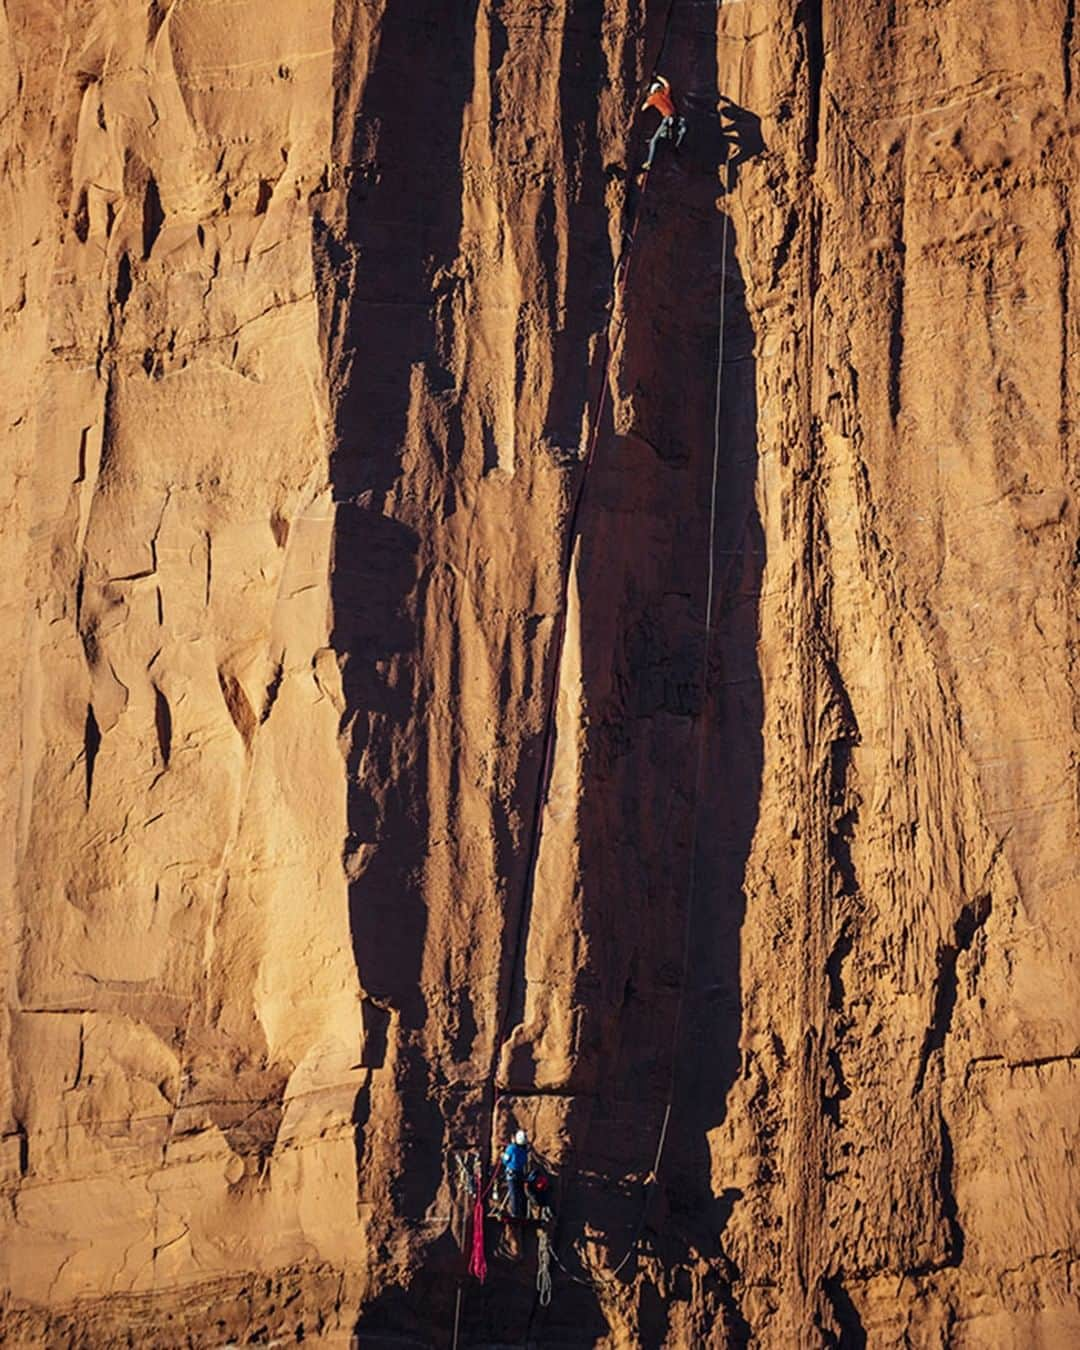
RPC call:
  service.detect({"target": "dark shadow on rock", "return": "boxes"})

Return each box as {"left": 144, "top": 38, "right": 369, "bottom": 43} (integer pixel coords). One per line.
{"left": 317, "top": 0, "right": 481, "bottom": 1293}
{"left": 327, "top": 0, "right": 765, "bottom": 1342}
{"left": 639, "top": 1279, "right": 672, "bottom": 1350}
{"left": 352, "top": 1225, "right": 610, "bottom": 1350}
{"left": 717, "top": 96, "right": 765, "bottom": 195}
{"left": 823, "top": 1275, "right": 868, "bottom": 1349}
{"left": 542, "top": 0, "right": 616, "bottom": 451}
{"left": 325, "top": 1, "right": 612, "bottom": 1343}
{"left": 531, "top": 4, "right": 765, "bottom": 1336}
{"left": 351, "top": 1281, "right": 440, "bottom": 1349}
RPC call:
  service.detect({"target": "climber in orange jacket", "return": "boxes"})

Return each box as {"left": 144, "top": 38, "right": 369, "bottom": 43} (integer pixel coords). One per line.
{"left": 641, "top": 75, "right": 686, "bottom": 171}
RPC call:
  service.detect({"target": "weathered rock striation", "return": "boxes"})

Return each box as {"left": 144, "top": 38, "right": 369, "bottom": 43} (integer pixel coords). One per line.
{"left": 1, "top": 1, "right": 1077, "bottom": 1345}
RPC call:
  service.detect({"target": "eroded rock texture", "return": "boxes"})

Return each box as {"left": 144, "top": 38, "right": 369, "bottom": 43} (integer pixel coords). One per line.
{"left": 1, "top": 1, "right": 1077, "bottom": 1345}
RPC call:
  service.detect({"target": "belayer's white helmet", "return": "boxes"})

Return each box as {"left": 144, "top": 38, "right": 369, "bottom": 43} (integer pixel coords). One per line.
{"left": 514, "top": 1129, "right": 527, "bottom": 1146}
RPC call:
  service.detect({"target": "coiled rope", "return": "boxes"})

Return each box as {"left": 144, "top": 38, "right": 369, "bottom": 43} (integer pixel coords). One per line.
{"left": 537, "top": 1229, "right": 553, "bottom": 1307}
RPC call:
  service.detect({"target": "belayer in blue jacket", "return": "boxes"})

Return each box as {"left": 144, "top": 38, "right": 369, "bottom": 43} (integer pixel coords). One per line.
{"left": 502, "top": 1129, "right": 530, "bottom": 1220}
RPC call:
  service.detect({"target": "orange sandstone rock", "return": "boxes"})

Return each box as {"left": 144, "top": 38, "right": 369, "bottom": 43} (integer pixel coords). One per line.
{"left": 0, "top": 2, "right": 1076, "bottom": 1345}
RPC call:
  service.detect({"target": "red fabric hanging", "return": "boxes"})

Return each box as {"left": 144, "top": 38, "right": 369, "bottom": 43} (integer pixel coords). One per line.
{"left": 468, "top": 1190, "right": 487, "bottom": 1283}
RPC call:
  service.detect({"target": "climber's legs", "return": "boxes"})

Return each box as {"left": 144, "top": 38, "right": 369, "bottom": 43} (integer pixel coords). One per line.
{"left": 642, "top": 115, "right": 687, "bottom": 170}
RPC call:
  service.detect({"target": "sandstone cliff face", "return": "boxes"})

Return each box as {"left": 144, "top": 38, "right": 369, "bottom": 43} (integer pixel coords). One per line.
{"left": 1, "top": 1, "right": 1077, "bottom": 1346}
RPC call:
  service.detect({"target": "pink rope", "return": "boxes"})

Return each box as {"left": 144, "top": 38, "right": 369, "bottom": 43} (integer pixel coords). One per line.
{"left": 468, "top": 1189, "right": 487, "bottom": 1283}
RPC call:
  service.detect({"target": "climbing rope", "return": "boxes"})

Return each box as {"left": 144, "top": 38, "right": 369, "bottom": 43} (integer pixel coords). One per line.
{"left": 537, "top": 1229, "right": 553, "bottom": 1307}
{"left": 468, "top": 1183, "right": 488, "bottom": 1284}
{"left": 458, "top": 1154, "right": 501, "bottom": 1287}
{"left": 452, "top": 1285, "right": 463, "bottom": 1350}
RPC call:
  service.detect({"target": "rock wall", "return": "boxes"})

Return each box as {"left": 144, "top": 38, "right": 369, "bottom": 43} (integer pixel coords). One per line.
{"left": 1, "top": 1, "right": 1076, "bottom": 1346}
